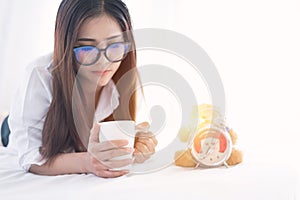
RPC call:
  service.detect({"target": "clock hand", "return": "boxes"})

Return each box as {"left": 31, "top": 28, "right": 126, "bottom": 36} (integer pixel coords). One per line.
{"left": 200, "top": 147, "right": 212, "bottom": 159}
{"left": 206, "top": 148, "right": 213, "bottom": 155}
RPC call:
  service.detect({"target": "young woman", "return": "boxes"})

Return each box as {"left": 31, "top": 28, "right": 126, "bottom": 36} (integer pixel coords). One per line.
{"left": 7, "top": 0, "right": 157, "bottom": 178}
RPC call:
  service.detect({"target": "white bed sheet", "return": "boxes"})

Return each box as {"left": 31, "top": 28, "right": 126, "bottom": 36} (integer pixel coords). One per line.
{"left": 0, "top": 146, "right": 298, "bottom": 200}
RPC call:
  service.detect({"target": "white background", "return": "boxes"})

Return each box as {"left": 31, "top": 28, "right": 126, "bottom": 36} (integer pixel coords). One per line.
{"left": 0, "top": 0, "right": 299, "bottom": 182}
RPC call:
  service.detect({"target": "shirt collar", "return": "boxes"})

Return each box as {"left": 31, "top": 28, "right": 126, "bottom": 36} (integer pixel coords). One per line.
{"left": 94, "top": 80, "right": 120, "bottom": 122}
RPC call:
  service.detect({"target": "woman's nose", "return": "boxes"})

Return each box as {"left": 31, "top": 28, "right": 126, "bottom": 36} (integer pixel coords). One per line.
{"left": 94, "top": 51, "right": 110, "bottom": 69}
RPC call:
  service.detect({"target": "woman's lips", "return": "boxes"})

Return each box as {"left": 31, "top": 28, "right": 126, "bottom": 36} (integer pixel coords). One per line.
{"left": 91, "top": 70, "right": 111, "bottom": 76}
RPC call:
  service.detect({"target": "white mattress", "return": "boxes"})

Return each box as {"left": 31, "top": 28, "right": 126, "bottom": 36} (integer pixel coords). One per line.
{"left": 0, "top": 146, "right": 298, "bottom": 200}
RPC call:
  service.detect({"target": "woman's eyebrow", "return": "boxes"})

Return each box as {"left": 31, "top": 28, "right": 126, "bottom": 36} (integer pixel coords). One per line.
{"left": 77, "top": 35, "right": 122, "bottom": 42}
{"left": 77, "top": 38, "right": 96, "bottom": 42}
{"left": 106, "top": 35, "right": 122, "bottom": 40}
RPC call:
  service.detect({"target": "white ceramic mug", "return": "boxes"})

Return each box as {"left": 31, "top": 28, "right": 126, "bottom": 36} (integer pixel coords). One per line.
{"left": 98, "top": 120, "right": 135, "bottom": 171}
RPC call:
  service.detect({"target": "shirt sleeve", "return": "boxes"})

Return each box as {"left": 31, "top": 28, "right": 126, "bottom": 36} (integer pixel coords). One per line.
{"left": 8, "top": 56, "right": 53, "bottom": 171}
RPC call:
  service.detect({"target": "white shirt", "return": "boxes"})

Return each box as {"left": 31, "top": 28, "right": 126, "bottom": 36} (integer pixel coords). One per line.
{"left": 7, "top": 53, "right": 149, "bottom": 172}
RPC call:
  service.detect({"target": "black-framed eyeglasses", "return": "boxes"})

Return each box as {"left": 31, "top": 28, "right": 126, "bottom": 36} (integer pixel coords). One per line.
{"left": 73, "top": 42, "right": 131, "bottom": 66}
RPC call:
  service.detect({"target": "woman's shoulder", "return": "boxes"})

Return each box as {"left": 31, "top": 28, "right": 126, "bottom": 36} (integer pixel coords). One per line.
{"left": 24, "top": 52, "right": 53, "bottom": 75}
{"left": 19, "top": 53, "right": 54, "bottom": 97}
{"left": 22, "top": 52, "right": 54, "bottom": 85}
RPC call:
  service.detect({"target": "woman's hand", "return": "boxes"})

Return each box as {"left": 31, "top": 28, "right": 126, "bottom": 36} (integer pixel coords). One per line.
{"left": 85, "top": 123, "right": 134, "bottom": 178}
{"left": 133, "top": 122, "right": 158, "bottom": 163}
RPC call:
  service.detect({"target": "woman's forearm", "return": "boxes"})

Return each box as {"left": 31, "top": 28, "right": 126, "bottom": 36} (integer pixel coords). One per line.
{"left": 29, "top": 152, "right": 89, "bottom": 176}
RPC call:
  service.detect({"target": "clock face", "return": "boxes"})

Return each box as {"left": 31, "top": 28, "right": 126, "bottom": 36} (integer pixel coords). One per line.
{"left": 191, "top": 127, "right": 232, "bottom": 167}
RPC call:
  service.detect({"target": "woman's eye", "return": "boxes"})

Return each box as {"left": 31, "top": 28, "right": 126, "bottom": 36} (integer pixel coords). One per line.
{"left": 110, "top": 43, "right": 121, "bottom": 48}
{"left": 74, "top": 46, "right": 95, "bottom": 52}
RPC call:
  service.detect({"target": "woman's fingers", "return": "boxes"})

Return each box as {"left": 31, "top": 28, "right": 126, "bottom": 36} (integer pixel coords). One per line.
{"left": 92, "top": 159, "right": 129, "bottom": 178}
{"left": 133, "top": 149, "right": 150, "bottom": 163}
{"left": 89, "top": 140, "right": 131, "bottom": 162}
{"left": 90, "top": 139, "right": 129, "bottom": 152}
{"left": 135, "top": 138, "right": 156, "bottom": 153}
{"left": 132, "top": 130, "right": 158, "bottom": 164}
{"left": 135, "top": 132, "right": 158, "bottom": 148}
{"left": 102, "top": 158, "right": 133, "bottom": 169}
{"left": 89, "top": 154, "right": 130, "bottom": 178}
{"left": 152, "top": 136, "right": 158, "bottom": 146}
{"left": 133, "top": 142, "right": 152, "bottom": 163}
{"left": 135, "top": 142, "right": 152, "bottom": 155}
{"left": 99, "top": 170, "right": 129, "bottom": 178}
{"left": 99, "top": 140, "right": 129, "bottom": 151}
{"left": 93, "top": 147, "right": 134, "bottom": 161}
{"left": 135, "top": 132, "right": 158, "bottom": 144}
{"left": 135, "top": 122, "right": 150, "bottom": 132}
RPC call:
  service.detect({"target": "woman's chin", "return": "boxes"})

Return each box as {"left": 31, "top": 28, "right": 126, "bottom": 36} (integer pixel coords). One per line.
{"left": 97, "top": 72, "right": 114, "bottom": 87}
{"left": 97, "top": 78, "right": 110, "bottom": 87}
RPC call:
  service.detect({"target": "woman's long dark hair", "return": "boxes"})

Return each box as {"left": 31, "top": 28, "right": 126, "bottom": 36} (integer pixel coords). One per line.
{"left": 40, "top": 0, "right": 139, "bottom": 164}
